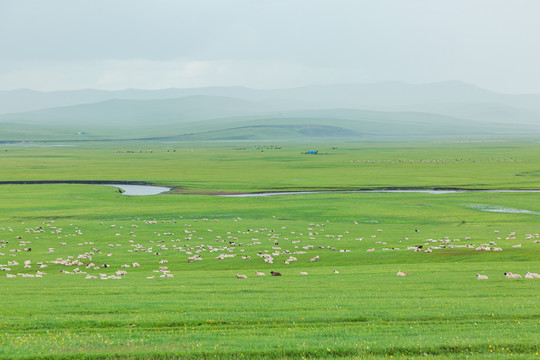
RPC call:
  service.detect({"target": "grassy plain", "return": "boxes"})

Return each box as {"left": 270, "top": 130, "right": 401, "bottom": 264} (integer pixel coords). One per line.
{"left": 2, "top": 138, "right": 540, "bottom": 190}
{"left": 0, "top": 139, "right": 539, "bottom": 359}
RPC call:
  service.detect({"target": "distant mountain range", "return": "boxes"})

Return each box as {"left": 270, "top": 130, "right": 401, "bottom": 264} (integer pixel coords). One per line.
{"left": 0, "top": 81, "right": 539, "bottom": 141}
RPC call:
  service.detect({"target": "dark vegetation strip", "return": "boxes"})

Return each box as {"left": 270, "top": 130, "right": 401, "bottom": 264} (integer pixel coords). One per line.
{"left": 0, "top": 180, "right": 153, "bottom": 186}
{"left": 6, "top": 314, "right": 540, "bottom": 331}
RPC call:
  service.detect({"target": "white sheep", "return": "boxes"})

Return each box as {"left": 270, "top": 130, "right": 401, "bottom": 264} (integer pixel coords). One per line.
{"left": 476, "top": 274, "right": 488, "bottom": 280}
{"left": 254, "top": 271, "right": 265, "bottom": 276}
{"left": 299, "top": 271, "right": 308, "bottom": 275}
{"left": 187, "top": 255, "right": 202, "bottom": 263}
{"left": 397, "top": 270, "right": 410, "bottom": 276}
{"left": 504, "top": 272, "right": 522, "bottom": 279}
{"left": 525, "top": 272, "right": 540, "bottom": 279}
{"left": 235, "top": 273, "right": 248, "bottom": 279}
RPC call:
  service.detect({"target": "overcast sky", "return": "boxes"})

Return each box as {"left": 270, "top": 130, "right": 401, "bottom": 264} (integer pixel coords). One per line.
{"left": 1, "top": 0, "right": 539, "bottom": 93}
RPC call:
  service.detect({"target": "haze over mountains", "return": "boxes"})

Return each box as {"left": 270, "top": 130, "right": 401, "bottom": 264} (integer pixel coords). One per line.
{"left": 1, "top": 81, "right": 539, "bottom": 141}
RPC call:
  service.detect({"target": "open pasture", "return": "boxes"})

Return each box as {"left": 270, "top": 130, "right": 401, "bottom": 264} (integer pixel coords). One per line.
{"left": 2, "top": 139, "right": 540, "bottom": 191}
{"left": 0, "top": 140, "right": 539, "bottom": 359}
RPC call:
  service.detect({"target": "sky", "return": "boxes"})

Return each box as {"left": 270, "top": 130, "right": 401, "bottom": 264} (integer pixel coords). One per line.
{"left": 0, "top": 0, "right": 539, "bottom": 93}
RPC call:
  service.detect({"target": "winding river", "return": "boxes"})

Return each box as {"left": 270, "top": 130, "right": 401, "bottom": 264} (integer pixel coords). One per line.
{"left": 218, "top": 189, "right": 540, "bottom": 197}
{"left": 102, "top": 186, "right": 540, "bottom": 197}
{"left": 3, "top": 182, "right": 540, "bottom": 199}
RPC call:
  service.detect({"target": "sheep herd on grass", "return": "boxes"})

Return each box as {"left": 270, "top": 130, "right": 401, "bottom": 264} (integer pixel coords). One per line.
{"left": 0, "top": 219, "right": 538, "bottom": 282}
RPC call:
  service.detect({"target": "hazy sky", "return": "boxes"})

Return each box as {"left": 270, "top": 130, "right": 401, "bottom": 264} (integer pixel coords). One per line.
{"left": 1, "top": 0, "right": 539, "bottom": 93}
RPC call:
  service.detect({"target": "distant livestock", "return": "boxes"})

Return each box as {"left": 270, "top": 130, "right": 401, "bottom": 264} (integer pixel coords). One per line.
{"left": 270, "top": 271, "right": 282, "bottom": 276}
{"left": 396, "top": 270, "right": 410, "bottom": 276}
{"left": 476, "top": 274, "right": 488, "bottom": 280}
{"left": 504, "top": 272, "right": 522, "bottom": 279}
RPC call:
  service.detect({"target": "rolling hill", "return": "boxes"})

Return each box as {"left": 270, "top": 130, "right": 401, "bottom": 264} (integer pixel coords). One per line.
{"left": 1, "top": 81, "right": 539, "bottom": 141}
{"left": 2, "top": 81, "right": 540, "bottom": 115}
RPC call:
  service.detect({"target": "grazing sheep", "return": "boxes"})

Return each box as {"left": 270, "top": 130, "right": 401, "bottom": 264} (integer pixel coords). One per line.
{"left": 333, "top": 270, "right": 339, "bottom": 274}
{"left": 235, "top": 273, "right": 248, "bottom": 279}
{"left": 254, "top": 271, "right": 265, "bottom": 276}
{"left": 270, "top": 271, "right": 282, "bottom": 276}
{"left": 476, "top": 274, "right": 488, "bottom": 280}
{"left": 310, "top": 256, "right": 320, "bottom": 262}
{"left": 512, "top": 244, "right": 522, "bottom": 248}
{"left": 299, "top": 271, "right": 308, "bottom": 275}
{"left": 187, "top": 255, "right": 202, "bottom": 263}
{"left": 366, "top": 248, "right": 375, "bottom": 253}
{"left": 525, "top": 272, "right": 540, "bottom": 279}
{"left": 397, "top": 270, "right": 410, "bottom": 276}
{"left": 504, "top": 272, "right": 522, "bottom": 279}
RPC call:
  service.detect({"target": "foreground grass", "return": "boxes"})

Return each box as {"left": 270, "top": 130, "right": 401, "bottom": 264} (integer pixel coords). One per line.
{"left": 0, "top": 191, "right": 539, "bottom": 358}
{"left": 1, "top": 258, "right": 539, "bottom": 359}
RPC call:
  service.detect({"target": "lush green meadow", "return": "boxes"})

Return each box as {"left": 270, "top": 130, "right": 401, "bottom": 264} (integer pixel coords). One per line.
{"left": 0, "top": 139, "right": 539, "bottom": 359}
{"left": 2, "top": 138, "right": 540, "bottom": 191}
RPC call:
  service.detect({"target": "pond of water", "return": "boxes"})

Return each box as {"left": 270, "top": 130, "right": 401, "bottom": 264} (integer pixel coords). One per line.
{"left": 102, "top": 184, "right": 171, "bottom": 196}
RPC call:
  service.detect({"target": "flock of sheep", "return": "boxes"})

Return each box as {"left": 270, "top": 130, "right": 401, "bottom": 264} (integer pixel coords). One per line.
{"left": 0, "top": 218, "right": 538, "bottom": 281}
{"left": 475, "top": 272, "right": 540, "bottom": 280}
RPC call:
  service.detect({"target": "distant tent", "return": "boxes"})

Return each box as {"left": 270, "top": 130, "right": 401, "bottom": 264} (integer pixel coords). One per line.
{"left": 307, "top": 150, "right": 318, "bottom": 154}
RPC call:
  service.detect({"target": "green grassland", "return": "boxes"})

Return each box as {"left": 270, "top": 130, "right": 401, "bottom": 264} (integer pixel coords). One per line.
{"left": 2, "top": 139, "right": 540, "bottom": 191}
{"left": 0, "top": 139, "right": 539, "bottom": 359}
